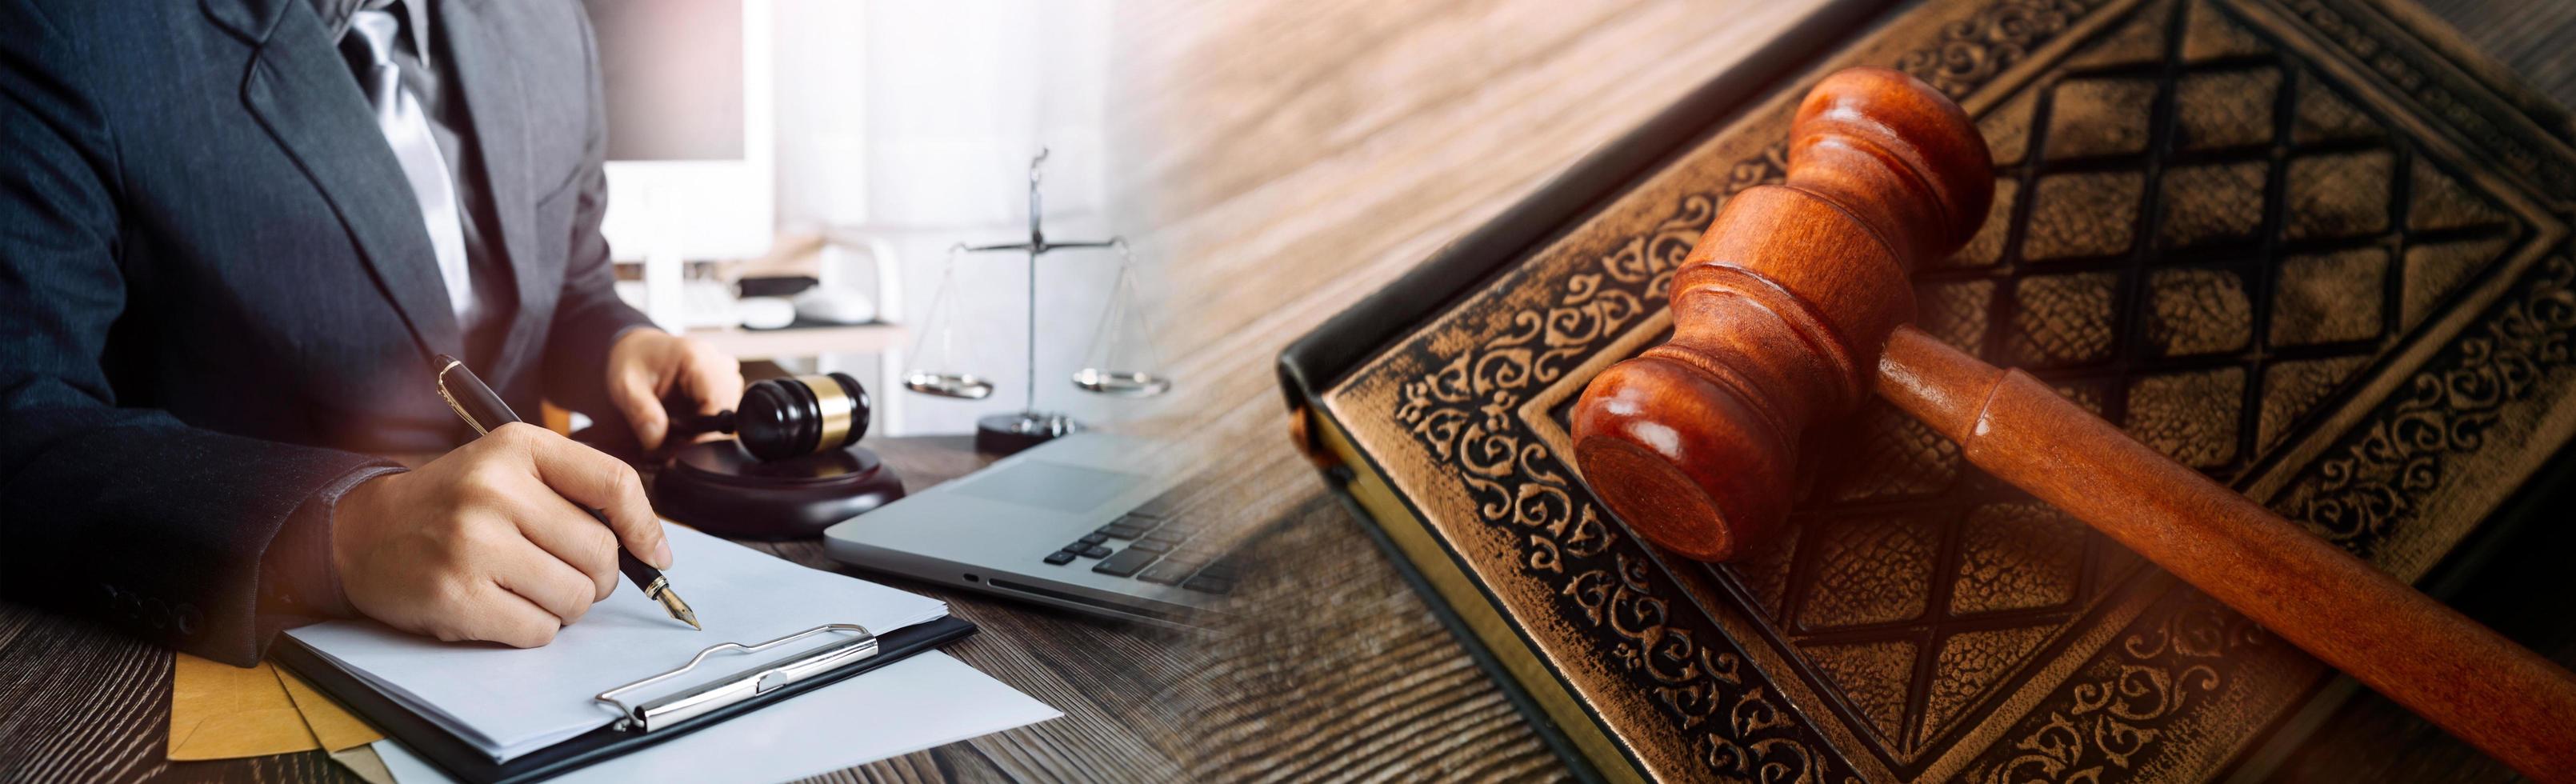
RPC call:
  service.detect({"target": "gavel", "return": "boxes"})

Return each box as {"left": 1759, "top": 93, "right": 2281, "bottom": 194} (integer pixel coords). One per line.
{"left": 673, "top": 373, "right": 873, "bottom": 462}
{"left": 1570, "top": 67, "right": 2576, "bottom": 779}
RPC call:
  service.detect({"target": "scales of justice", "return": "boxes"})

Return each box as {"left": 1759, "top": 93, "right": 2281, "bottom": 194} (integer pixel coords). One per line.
{"left": 903, "top": 150, "right": 1172, "bottom": 454}
{"left": 653, "top": 150, "right": 1168, "bottom": 538}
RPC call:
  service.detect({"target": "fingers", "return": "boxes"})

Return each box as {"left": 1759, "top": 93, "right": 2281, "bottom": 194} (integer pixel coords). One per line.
{"left": 610, "top": 361, "right": 672, "bottom": 451}
{"left": 510, "top": 489, "right": 621, "bottom": 602}
{"left": 607, "top": 331, "right": 743, "bottom": 450}
{"left": 688, "top": 342, "right": 746, "bottom": 416}
{"left": 683, "top": 344, "right": 745, "bottom": 445}
{"left": 490, "top": 536, "right": 603, "bottom": 626}
{"left": 445, "top": 579, "right": 562, "bottom": 648}
{"left": 502, "top": 423, "right": 671, "bottom": 569}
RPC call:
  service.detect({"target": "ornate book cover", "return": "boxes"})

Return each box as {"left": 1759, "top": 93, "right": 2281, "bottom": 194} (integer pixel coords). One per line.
{"left": 1278, "top": 0, "right": 2576, "bottom": 780}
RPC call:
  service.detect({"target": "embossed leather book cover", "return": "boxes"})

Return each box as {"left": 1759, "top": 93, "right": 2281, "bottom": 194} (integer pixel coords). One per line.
{"left": 1278, "top": 0, "right": 2576, "bottom": 781}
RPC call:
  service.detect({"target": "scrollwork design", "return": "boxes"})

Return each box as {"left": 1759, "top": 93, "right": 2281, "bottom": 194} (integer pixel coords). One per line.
{"left": 1394, "top": 192, "right": 1737, "bottom": 453}
{"left": 2286, "top": 0, "right": 2576, "bottom": 191}
{"left": 1974, "top": 596, "right": 2262, "bottom": 784}
{"left": 1896, "top": 0, "right": 2101, "bottom": 98}
{"left": 1396, "top": 179, "right": 1863, "bottom": 776}
{"left": 1974, "top": 262, "right": 2576, "bottom": 782}
{"left": 1375, "top": 0, "right": 2120, "bottom": 777}
{"left": 2281, "top": 255, "right": 2576, "bottom": 554}
{"left": 1406, "top": 183, "right": 1851, "bottom": 779}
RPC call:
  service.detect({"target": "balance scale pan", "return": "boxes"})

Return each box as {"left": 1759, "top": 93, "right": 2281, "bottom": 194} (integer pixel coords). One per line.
{"left": 904, "top": 371, "right": 994, "bottom": 400}
{"left": 1071, "top": 369, "right": 1170, "bottom": 398}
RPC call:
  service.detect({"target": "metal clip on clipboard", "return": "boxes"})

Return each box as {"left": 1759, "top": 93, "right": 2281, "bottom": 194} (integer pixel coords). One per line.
{"left": 594, "top": 623, "right": 878, "bottom": 732}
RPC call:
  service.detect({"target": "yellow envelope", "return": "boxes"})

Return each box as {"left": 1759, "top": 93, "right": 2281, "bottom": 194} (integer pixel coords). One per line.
{"left": 166, "top": 652, "right": 387, "bottom": 762}
{"left": 166, "top": 654, "right": 317, "bottom": 760}
{"left": 278, "top": 666, "right": 386, "bottom": 752}
{"left": 331, "top": 745, "right": 398, "bottom": 784}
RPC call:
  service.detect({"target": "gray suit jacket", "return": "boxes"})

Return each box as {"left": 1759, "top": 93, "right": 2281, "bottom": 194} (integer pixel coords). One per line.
{"left": 0, "top": 0, "right": 651, "bottom": 664}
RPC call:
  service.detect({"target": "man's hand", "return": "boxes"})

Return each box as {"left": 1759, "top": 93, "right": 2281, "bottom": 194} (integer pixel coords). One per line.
{"left": 606, "top": 328, "right": 745, "bottom": 451}
{"left": 332, "top": 423, "right": 671, "bottom": 647}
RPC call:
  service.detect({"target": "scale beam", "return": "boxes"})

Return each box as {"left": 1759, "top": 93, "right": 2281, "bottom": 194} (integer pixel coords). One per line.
{"left": 959, "top": 240, "right": 1120, "bottom": 254}
{"left": 900, "top": 149, "right": 1167, "bottom": 455}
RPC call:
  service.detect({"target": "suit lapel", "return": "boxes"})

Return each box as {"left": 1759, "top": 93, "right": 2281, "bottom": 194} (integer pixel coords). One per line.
{"left": 215, "top": 0, "right": 463, "bottom": 359}
{"left": 438, "top": 0, "right": 545, "bottom": 375}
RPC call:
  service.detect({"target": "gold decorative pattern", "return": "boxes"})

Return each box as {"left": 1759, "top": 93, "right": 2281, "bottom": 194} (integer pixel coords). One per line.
{"left": 1390, "top": 189, "right": 1870, "bottom": 781}
{"left": 2282, "top": 0, "right": 2576, "bottom": 188}
{"left": 1897, "top": 0, "right": 2109, "bottom": 98}
{"left": 1972, "top": 594, "right": 2270, "bottom": 783}
{"left": 1326, "top": 0, "right": 2574, "bottom": 779}
{"left": 2274, "top": 255, "right": 2576, "bottom": 553}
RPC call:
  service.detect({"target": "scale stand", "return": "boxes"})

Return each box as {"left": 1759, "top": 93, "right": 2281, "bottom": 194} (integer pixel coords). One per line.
{"left": 906, "top": 150, "right": 1168, "bottom": 455}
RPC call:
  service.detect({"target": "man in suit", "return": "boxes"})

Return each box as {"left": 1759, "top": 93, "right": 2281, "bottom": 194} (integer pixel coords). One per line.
{"left": 0, "top": 0, "right": 745, "bottom": 666}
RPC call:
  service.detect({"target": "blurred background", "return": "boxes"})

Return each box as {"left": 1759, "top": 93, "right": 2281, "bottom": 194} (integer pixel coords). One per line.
{"left": 585, "top": 0, "right": 1131, "bottom": 437}
{"left": 562, "top": 5, "right": 2576, "bottom": 781}
{"left": 16, "top": 2, "right": 2576, "bottom": 782}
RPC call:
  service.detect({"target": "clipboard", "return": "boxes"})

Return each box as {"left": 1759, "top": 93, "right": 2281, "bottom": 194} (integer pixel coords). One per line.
{"left": 273, "top": 615, "right": 978, "bottom": 784}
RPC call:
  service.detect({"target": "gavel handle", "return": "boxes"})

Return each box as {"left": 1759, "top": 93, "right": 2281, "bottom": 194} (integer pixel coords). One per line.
{"left": 672, "top": 410, "right": 738, "bottom": 438}
{"left": 1876, "top": 325, "right": 2576, "bottom": 780}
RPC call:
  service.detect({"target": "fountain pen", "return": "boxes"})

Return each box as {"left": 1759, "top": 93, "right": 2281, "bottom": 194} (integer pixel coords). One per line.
{"left": 430, "top": 354, "right": 701, "bottom": 630}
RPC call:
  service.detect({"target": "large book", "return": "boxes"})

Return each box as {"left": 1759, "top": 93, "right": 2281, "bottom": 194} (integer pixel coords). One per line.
{"left": 1276, "top": 0, "right": 2576, "bottom": 781}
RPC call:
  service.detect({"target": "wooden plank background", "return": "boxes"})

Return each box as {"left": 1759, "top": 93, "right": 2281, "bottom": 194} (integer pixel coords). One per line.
{"left": 0, "top": 1, "right": 2570, "bottom": 782}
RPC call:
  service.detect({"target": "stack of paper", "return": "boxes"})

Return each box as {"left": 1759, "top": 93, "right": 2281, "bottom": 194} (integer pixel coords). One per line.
{"left": 286, "top": 526, "right": 954, "bottom": 762}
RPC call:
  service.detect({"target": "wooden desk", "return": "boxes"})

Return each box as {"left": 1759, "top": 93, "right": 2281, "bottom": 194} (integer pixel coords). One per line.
{"left": 2, "top": 1, "right": 2572, "bottom": 781}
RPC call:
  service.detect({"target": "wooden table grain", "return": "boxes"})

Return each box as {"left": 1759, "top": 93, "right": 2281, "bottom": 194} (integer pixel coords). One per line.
{"left": 4, "top": 1, "right": 2574, "bottom": 782}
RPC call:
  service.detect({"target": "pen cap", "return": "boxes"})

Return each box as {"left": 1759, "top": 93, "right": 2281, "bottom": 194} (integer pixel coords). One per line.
{"left": 431, "top": 354, "right": 518, "bottom": 434}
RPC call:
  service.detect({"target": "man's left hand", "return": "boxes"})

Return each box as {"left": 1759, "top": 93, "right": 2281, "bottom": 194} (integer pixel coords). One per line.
{"left": 605, "top": 328, "right": 745, "bottom": 451}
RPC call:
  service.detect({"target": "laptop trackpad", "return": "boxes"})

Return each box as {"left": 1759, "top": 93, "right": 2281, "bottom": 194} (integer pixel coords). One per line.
{"left": 954, "top": 462, "right": 1142, "bottom": 514}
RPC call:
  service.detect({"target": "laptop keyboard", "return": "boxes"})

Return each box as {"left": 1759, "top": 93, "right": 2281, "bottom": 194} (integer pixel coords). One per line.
{"left": 1041, "top": 495, "right": 1242, "bottom": 594}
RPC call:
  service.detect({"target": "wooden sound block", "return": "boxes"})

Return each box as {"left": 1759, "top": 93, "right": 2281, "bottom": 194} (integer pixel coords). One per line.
{"left": 651, "top": 441, "right": 906, "bottom": 540}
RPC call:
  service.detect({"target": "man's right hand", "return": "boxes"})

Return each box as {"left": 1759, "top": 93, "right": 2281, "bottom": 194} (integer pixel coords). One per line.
{"left": 331, "top": 423, "right": 673, "bottom": 647}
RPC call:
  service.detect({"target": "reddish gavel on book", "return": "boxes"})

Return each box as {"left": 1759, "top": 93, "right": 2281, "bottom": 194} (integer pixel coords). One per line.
{"left": 1570, "top": 66, "right": 2576, "bottom": 779}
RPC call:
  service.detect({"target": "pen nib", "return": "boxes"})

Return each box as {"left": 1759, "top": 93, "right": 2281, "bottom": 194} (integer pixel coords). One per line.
{"left": 654, "top": 586, "right": 702, "bottom": 630}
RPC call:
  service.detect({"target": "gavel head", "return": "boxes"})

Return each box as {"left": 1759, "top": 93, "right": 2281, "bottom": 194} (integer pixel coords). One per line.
{"left": 1569, "top": 67, "right": 1992, "bottom": 562}
{"left": 731, "top": 373, "right": 874, "bottom": 462}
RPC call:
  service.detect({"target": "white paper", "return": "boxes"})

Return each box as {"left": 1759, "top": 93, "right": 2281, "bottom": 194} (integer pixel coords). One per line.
{"left": 369, "top": 651, "right": 1061, "bottom": 784}
{"left": 289, "top": 526, "right": 950, "bottom": 760}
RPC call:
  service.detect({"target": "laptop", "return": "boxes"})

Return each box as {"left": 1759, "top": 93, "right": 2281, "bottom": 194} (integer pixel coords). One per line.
{"left": 822, "top": 433, "right": 1239, "bottom": 628}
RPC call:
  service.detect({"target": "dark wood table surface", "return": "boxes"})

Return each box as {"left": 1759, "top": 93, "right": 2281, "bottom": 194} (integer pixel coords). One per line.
{"left": 6, "top": 2, "right": 2575, "bottom": 782}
